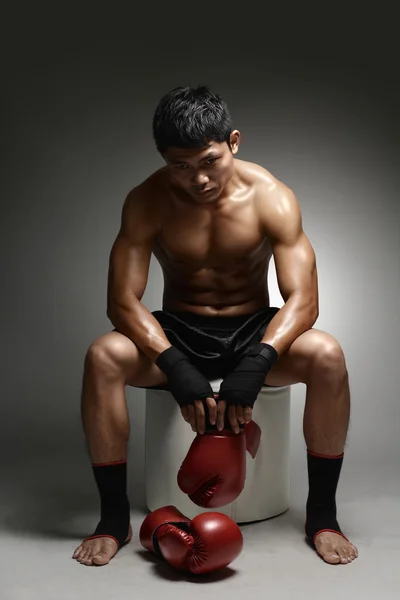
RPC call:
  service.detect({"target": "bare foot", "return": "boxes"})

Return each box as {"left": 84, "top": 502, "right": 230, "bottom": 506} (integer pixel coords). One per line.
{"left": 313, "top": 531, "right": 358, "bottom": 565}
{"left": 72, "top": 524, "right": 132, "bottom": 566}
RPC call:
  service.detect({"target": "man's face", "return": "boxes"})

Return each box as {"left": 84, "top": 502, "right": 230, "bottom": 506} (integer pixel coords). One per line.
{"left": 163, "top": 134, "right": 240, "bottom": 203}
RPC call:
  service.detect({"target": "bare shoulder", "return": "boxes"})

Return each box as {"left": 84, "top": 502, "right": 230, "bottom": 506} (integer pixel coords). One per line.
{"left": 120, "top": 168, "right": 168, "bottom": 241}
{"left": 237, "top": 160, "right": 302, "bottom": 244}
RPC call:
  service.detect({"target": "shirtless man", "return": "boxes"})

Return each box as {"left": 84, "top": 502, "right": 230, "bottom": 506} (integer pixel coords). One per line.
{"left": 72, "top": 85, "right": 358, "bottom": 567}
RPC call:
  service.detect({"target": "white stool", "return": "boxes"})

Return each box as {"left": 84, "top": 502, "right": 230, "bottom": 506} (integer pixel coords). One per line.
{"left": 144, "top": 381, "right": 291, "bottom": 523}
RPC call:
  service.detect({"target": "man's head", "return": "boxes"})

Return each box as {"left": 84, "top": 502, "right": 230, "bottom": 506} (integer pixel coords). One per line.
{"left": 152, "top": 85, "right": 240, "bottom": 202}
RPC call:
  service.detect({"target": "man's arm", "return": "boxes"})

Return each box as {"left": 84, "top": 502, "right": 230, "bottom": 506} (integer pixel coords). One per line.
{"left": 257, "top": 180, "right": 319, "bottom": 356}
{"left": 107, "top": 185, "right": 172, "bottom": 362}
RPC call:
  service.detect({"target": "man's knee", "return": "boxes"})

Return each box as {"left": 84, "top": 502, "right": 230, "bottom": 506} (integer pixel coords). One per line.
{"left": 85, "top": 333, "right": 137, "bottom": 378}
{"left": 310, "top": 332, "right": 347, "bottom": 376}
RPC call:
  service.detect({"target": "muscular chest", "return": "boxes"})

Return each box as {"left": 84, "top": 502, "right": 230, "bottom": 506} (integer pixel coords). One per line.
{"left": 156, "top": 204, "right": 267, "bottom": 268}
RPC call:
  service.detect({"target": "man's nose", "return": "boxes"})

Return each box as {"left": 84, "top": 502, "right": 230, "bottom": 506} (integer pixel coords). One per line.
{"left": 191, "top": 172, "right": 209, "bottom": 186}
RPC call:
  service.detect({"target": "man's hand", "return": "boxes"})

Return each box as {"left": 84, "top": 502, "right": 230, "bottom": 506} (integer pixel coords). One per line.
{"left": 181, "top": 396, "right": 218, "bottom": 435}
{"left": 217, "top": 343, "right": 278, "bottom": 433}
{"left": 217, "top": 343, "right": 279, "bottom": 433}
{"left": 156, "top": 346, "right": 215, "bottom": 413}
{"left": 181, "top": 397, "right": 253, "bottom": 435}
{"left": 215, "top": 400, "right": 252, "bottom": 434}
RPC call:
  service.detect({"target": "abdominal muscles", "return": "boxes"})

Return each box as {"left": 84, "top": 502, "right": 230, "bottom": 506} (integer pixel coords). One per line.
{"left": 154, "top": 237, "right": 272, "bottom": 312}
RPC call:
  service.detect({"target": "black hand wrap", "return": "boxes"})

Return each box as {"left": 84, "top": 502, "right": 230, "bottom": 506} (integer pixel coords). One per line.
{"left": 218, "top": 343, "right": 279, "bottom": 408}
{"left": 155, "top": 346, "right": 214, "bottom": 408}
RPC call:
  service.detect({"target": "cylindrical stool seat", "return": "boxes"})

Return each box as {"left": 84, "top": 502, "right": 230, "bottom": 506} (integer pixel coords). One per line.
{"left": 144, "top": 381, "right": 291, "bottom": 523}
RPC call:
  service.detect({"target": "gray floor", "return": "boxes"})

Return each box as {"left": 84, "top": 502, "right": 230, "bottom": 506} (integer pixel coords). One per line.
{"left": 1, "top": 456, "right": 399, "bottom": 600}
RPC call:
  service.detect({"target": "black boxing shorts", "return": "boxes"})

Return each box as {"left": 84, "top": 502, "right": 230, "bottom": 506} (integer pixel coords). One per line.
{"left": 140, "top": 307, "right": 280, "bottom": 389}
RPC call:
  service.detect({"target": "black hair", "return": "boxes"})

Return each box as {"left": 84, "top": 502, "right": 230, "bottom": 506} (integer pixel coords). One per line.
{"left": 152, "top": 85, "right": 233, "bottom": 154}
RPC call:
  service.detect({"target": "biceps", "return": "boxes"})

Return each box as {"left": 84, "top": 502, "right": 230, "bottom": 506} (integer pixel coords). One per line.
{"left": 107, "top": 234, "right": 152, "bottom": 303}
{"left": 272, "top": 232, "right": 318, "bottom": 304}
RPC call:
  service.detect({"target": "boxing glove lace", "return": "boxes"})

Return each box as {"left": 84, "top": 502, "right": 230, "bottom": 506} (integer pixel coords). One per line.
{"left": 139, "top": 505, "right": 243, "bottom": 575}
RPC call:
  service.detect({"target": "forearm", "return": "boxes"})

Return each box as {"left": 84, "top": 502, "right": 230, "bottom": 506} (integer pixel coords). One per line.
{"left": 107, "top": 297, "right": 171, "bottom": 362}
{"left": 261, "top": 295, "right": 318, "bottom": 356}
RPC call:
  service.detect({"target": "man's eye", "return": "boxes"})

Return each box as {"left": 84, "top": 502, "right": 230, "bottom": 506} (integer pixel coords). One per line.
{"left": 175, "top": 164, "right": 188, "bottom": 170}
{"left": 206, "top": 158, "right": 217, "bottom": 164}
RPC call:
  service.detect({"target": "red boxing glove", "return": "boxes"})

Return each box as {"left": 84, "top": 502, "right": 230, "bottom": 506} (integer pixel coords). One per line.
{"left": 177, "top": 430, "right": 246, "bottom": 508}
{"left": 139, "top": 505, "right": 243, "bottom": 575}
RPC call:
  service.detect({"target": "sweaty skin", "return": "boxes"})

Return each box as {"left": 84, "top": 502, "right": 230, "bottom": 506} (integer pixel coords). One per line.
{"left": 73, "top": 137, "right": 358, "bottom": 566}
{"left": 154, "top": 162, "right": 274, "bottom": 316}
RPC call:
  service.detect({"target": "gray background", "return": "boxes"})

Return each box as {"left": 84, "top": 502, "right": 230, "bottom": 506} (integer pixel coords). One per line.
{"left": 1, "top": 29, "right": 399, "bottom": 600}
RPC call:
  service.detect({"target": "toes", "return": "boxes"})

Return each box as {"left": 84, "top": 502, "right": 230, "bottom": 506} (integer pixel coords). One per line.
{"left": 338, "top": 547, "right": 358, "bottom": 564}
{"left": 339, "top": 542, "right": 358, "bottom": 563}
{"left": 349, "top": 544, "right": 359, "bottom": 559}
{"left": 345, "top": 546, "right": 358, "bottom": 562}
{"left": 73, "top": 535, "right": 123, "bottom": 566}
{"left": 313, "top": 538, "right": 340, "bottom": 564}
{"left": 83, "top": 548, "right": 95, "bottom": 565}
{"left": 339, "top": 554, "right": 350, "bottom": 564}
{"left": 72, "top": 545, "right": 82, "bottom": 559}
{"left": 323, "top": 551, "right": 341, "bottom": 565}
{"left": 314, "top": 533, "right": 359, "bottom": 565}
{"left": 76, "top": 549, "right": 86, "bottom": 562}
{"left": 78, "top": 548, "right": 92, "bottom": 565}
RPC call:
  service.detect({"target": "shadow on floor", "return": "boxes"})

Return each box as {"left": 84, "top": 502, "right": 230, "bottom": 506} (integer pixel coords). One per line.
{"left": 1, "top": 453, "right": 306, "bottom": 553}
{"left": 0, "top": 455, "right": 146, "bottom": 540}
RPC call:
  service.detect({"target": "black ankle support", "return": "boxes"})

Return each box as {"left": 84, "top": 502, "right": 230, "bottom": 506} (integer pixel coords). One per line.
{"left": 305, "top": 450, "right": 345, "bottom": 545}
{"left": 88, "top": 461, "right": 131, "bottom": 548}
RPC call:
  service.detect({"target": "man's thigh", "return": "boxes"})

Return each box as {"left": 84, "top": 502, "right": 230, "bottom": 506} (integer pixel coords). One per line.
{"left": 264, "top": 328, "right": 340, "bottom": 387}
{"left": 90, "top": 329, "right": 168, "bottom": 389}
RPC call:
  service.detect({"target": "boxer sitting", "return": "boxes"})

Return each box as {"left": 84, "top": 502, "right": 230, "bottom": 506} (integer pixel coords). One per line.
{"left": 72, "top": 85, "right": 358, "bottom": 566}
